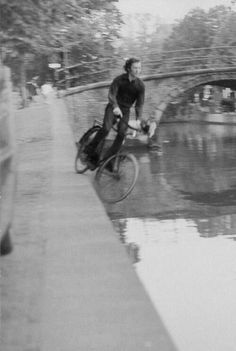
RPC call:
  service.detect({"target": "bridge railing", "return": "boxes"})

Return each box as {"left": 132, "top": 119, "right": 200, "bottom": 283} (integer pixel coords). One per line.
{"left": 57, "top": 45, "right": 236, "bottom": 89}
{"left": 143, "top": 45, "right": 236, "bottom": 73}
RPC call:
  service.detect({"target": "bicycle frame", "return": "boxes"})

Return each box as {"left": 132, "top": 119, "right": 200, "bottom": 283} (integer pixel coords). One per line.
{"left": 75, "top": 118, "right": 139, "bottom": 202}
{"left": 92, "top": 115, "right": 150, "bottom": 168}
{"left": 75, "top": 114, "right": 154, "bottom": 174}
{"left": 93, "top": 115, "right": 147, "bottom": 134}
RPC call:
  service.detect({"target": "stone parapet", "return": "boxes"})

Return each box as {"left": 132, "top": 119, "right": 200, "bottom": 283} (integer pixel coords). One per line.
{"left": 0, "top": 66, "right": 15, "bottom": 255}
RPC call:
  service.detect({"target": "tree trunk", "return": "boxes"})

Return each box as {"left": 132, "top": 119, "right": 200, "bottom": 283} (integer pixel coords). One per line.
{"left": 19, "top": 53, "right": 28, "bottom": 108}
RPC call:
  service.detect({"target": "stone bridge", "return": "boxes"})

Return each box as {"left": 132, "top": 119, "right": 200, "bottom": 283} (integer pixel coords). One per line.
{"left": 63, "top": 65, "right": 236, "bottom": 141}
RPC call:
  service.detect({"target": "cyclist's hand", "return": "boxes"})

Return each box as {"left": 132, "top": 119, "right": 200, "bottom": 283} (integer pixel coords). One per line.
{"left": 113, "top": 107, "right": 123, "bottom": 117}
{"left": 141, "top": 120, "right": 150, "bottom": 134}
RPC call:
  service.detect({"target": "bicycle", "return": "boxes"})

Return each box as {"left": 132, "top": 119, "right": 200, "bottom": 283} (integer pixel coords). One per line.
{"left": 74, "top": 117, "right": 145, "bottom": 204}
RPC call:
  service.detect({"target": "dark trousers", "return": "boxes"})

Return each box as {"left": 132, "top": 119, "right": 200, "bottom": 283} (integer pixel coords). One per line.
{"left": 87, "top": 103, "right": 130, "bottom": 159}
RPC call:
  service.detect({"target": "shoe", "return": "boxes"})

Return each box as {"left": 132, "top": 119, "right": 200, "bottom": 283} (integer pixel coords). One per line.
{"left": 90, "top": 153, "right": 99, "bottom": 165}
{"left": 86, "top": 153, "right": 99, "bottom": 170}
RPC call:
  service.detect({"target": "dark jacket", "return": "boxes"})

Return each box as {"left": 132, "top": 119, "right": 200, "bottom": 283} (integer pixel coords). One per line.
{"left": 108, "top": 73, "right": 145, "bottom": 119}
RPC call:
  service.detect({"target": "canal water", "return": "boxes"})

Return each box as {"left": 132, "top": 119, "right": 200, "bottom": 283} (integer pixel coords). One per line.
{"left": 105, "top": 122, "right": 236, "bottom": 351}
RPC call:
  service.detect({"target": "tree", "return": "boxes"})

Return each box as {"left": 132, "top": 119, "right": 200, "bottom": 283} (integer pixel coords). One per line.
{"left": 209, "top": 9, "right": 236, "bottom": 66}
{"left": 212, "top": 10, "right": 236, "bottom": 47}
{"left": 0, "top": 0, "right": 121, "bottom": 104}
{"left": 0, "top": 0, "right": 83, "bottom": 104}
{"left": 163, "top": 8, "right": 212, "bottom": 51}
{"left": 55, "top": 4, "right": 123, "bottom": 85}
{"left": 117, "top": 13, "right": 172, "bottom": 75}
{"left": 161, "top": 6, "right": 234, "bottom": 71}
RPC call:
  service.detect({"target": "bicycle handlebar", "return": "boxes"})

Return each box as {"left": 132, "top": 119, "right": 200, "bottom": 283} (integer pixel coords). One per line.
{"left": 94, "top": 115, "right": 150, "bottom": 134}
{"left": 115, "top": 115, "right": 146, "bottom": 132}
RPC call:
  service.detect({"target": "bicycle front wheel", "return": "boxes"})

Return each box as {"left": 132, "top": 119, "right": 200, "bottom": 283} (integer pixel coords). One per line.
{"left": 75, "top": 125, "right": 101, "bottom": 174}
{"left": 95, "top": 153, "right": 139, "bottom": 203}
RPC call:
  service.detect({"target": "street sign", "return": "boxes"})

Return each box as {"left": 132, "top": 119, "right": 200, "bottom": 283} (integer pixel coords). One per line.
{"left": 48, "top": 63, "right": 61, "bottom": 69}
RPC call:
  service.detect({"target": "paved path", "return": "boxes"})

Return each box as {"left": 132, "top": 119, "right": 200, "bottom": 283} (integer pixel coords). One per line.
{"left": 1, "top": 97, "right": 177, "bottom": 351}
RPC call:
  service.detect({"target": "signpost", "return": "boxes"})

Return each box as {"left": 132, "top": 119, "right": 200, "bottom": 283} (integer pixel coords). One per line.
{"left": 48, "top": 63, "right": 61, "bottom": 69}
{"left": 48, "top": 63, "right": 61, "bottom": 89}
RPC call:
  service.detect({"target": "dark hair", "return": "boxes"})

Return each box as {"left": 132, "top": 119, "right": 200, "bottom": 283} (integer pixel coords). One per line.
{"left": 124, "top": 57, "right": 141, "bottom": 73}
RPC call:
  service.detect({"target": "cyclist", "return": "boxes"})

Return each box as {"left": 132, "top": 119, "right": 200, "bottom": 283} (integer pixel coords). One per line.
{"left": 84, "top": 57, "right": 145, "bottom": 169}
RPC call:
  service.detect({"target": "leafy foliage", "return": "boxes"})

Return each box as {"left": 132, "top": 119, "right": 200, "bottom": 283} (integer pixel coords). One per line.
{"left": 0, "top": 0, "right": 121, "bottom": 88}
{"left": 163, "top": 6, "right": 233, "bottom": 51}
{"left": 117, "top": 13, "right": 172, "bottom": 74}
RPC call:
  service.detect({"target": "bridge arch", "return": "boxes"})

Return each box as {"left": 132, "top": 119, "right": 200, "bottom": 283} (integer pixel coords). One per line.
{"left": 142, "top": 68, "right": 236, "bottom": 121}
{"left": 64, "top": 67, "right": 236, "bottom": 141}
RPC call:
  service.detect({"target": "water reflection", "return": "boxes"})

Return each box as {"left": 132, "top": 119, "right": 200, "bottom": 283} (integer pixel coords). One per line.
{"left": 111, "top": 216, "right": 236, "bottom": 351}
{"left": 106, "top": 123, "right": 236, "bottom": 351}
{"left": 107, "top": 123, "right": 236, "bottom": 223}
{"left": 113, "top": 214, "right": 236, "bottom": 242}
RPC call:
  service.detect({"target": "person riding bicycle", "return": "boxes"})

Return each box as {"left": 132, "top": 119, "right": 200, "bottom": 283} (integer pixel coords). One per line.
{"left": 84, "top": 57, "right": 145, "bottom": 169}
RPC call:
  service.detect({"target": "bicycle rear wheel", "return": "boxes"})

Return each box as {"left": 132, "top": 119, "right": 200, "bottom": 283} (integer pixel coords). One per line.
{"left": 95, "top": 153, "right": 139, "bottom": 203}
{"left": 75, "top": 125, "right": 101, "bottom": 174}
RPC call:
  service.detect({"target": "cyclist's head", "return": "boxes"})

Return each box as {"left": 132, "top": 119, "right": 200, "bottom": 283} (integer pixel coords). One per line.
{"left": 124, "top": 58, "right": 141, "bottom": 77}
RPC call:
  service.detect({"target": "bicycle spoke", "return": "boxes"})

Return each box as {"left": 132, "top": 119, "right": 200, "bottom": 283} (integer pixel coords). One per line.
{"left": 95, "top": 153, "right": 139, "bottom": 203}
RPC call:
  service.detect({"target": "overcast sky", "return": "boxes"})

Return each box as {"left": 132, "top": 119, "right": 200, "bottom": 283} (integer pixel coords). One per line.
{"left": 117, "top": 0, "right": 233, "bottom": 22}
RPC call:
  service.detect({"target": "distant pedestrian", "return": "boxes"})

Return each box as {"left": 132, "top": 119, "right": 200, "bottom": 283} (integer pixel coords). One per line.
{"left": 41, "top": 81, "right": 53, "bottom": 103}
{"left": 26, "top": 77, "right": 38, "bottom": 102}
